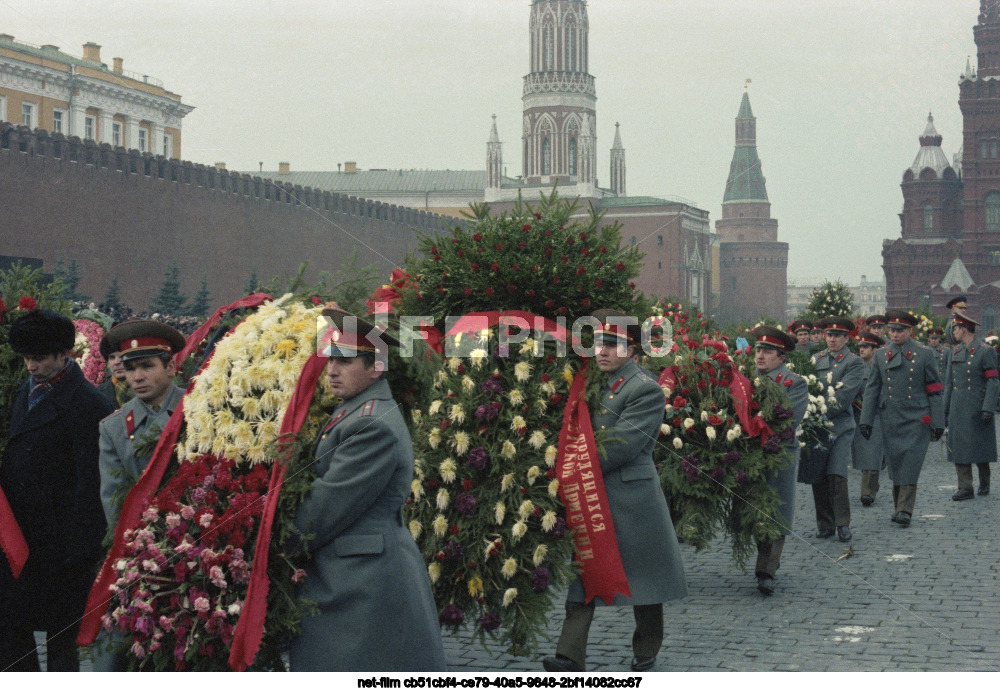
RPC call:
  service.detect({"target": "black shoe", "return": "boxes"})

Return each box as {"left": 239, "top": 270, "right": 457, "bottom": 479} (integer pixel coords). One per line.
{"left": 630, "top": 656, "right": 656, "bottom": 672}
{"left": 978, "top": 484, "right": 990, "bottom": 496}
{"left": 815, "top": 528, "right": 835, "bottom": 538}
{"left": 757, "top": 575, "right": 775, "bottom": 596}
{"left": 860, "top": 495, "right": 874, "bottom": 506}
{"left": 543, "top": 655, "right": 584, "bottom": 673}
{"left": 952, "top": 488, "right": 975, "bottom": 501}
{"left": 837, "top": 526, "right": 852, "bottom": 542}
{"left": 895, "top": 511, "right": 911, "bottom": 527}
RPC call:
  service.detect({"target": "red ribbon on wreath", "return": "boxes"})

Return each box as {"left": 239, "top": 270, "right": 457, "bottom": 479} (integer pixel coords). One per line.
{"left": 0, "top": 486, "right": 28, "bottom": 578}
{"left": 173, "top": 292, "right": 273, "bottom": 368}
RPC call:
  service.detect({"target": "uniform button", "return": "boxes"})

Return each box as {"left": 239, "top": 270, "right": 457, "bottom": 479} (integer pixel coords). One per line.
{"left": 609, "top": 395, "right": 614, "bottom": 399}
{"left": 601, "top": 425, "right": 606, "bottom": 430}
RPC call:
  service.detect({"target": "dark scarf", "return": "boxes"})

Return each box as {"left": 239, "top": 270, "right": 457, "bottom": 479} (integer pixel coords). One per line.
{"left": 27, "top": 358, "right": 72, "bottom": 410}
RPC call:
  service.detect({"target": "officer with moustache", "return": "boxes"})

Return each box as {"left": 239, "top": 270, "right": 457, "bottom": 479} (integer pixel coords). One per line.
{"left": 852, "top": 331, "right": 886, "bottom": 506}
{"left": 944, "top": 313, "right": 999, "bottom": 499}
{"left": 544, "top": 310, "right": 686, "bottom": 673}
{"left": 859, "top": 310, "right": 945, "bottom": 526}
{"left": 751, "top": 326, "right": 808, "bottom": 596}
{"left": 806, "top": 317, "right": 864, "bottom": 542}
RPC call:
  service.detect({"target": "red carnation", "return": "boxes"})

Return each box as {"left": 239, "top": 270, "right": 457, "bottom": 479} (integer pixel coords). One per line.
{"left": 531, "top": 265, "right": 540, "bottom": 273}
{"left": 533, "top": 213, "right": 542, "bottom": 219}
{"left": 594, "top": 279, "right": 603, "bottom": 288}
{"left": 552, "top": 276, "right": 561, "bottom": 285}
{"left": 550, "top": 394, "right": 563, "bottom": 404}
{"left": 430, "top": 246, "right": 438, "bottom": 254}
{"left": 672, "top": 396, "right": 686, "bottom": 408}
{"left": 557, "top": 306, "right": 568, "bottom": 315}
{"left": 697, "top": 380, "right": 708, "bottom": 390}
{"left": 452, "top": 238, "right": 460, "bottom": 244}
{"left": 458, "top": 249, "right": 465, "bottom": 258}
{"left": 496, "top": 243, "right": 504, "bottom": 251}
{"left": 518, "top": 241, "right": 527, "bottom": 249}
{"left": 485, "top": 287, "right": 494, "bottom": 297}
{"left": 449, "top": 524, "right": 460, "bottom": 535}
{"left": 512, "top": 264, "right": 519, "bottom": 271}
{"left": 491, "top": 262, "right": 499, "bottom": 272}
{"left": 921, "top": 415, "right": 931, "bottom": 425}
{"left": 579, "top": 248, "right": 590, "bottom": 256}
{"left": 473, "top": 233, "right": 482, "bottom": 241}
{"left": 579, "top": 232, "right": 588, "bottom": 240}
{"left": 597, "top": 261, "right": 605, "bottom": 268}
{"left": 463, "top": 287, "right": 472, "bottom": 296}
{"left": 523, "top": 224, "right": 533, "bottom": 231}
{"left": 310, "top": 296, "right": 322, "bottom": 305}
{"left": 439, "top": 286, "right": 446, "bottom": 295}
{"left": 545, "top": 299, "right": 555, "bottom": 308}
{"left": 561, "top": 256, "right": 568, "bottom": 264}
{"left": 0, "top": 298, "right": 6, "bottom": 314}
{"left": 581, "top": 298, "right": 591, "bottom": 308}
{"left": 565, "top": 237, "right": 575, "bottom": 246}
{"left": 616, "top": 262, "right": 626, "bottom": 271}
{"left": 545, "top": 230, "right": 553, "bottom": 237}
{"left": 630, "top": 282, "right": 636, "bottom": 289}
{"left": 545, "top": 247, "right": 553, "bottom": 258}
{"left": 18, "top": 296, "right": 37, "bottom": 311}
{"left": 576, "top": 266, "right": 586, "bottom": 275}
{"left": 541, "top": 374, "right": 551, "bottom": 383}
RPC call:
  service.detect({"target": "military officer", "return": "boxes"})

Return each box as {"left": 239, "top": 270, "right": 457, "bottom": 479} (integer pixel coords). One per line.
{"left": 289, "top": 307, "right": 446, "bottom": 672}
{"left": 93, "top": 320, "right": 185, "bottom": 671}
{"left": 544, "top": 310, "right": 685, "bottom": 673}
{"left": 944, "top": 313, "right": 999, "bottom": 499}
{"left": 927, "top": 326, "right": 949, "bottom": 375}
{"left": 806, "top": 317, "right": 865, "bottom": 542}
{"left": 809, "top": 326, "right": 824, "bottom": 347}
{"left": 852, "top": 332, "right": 886, "bottom": 506}
{"left": 789, "top": 319, "right": 813, "bottom": 353}
{"left": 97, "top": 330, "right": 129, "bottom": 410}
{"left": 859, "top": 310, "right": 945, "bottom": 527}
{"left": 866, "top": 315, "right": 887, "bottom": 340}
{"left": 751, "top": 326, "right": 808, "bottom": 596}
{"left": 945, "top": 296, "right": 968, "bottom": 346}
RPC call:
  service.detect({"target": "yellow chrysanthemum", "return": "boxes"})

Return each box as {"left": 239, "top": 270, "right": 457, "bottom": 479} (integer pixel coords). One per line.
{"left": 514, "top": 361, "right": 532, "bottom": 382}
{"left": 274, "top": 338, "right": 298, "bottom": 359}
{"left": 436, "top": 488, "right": 450, "bottom": 511}
{"left": 501, "top": 473, "right": 515, "bottom": 492}
{"left": 428, "top": 563, "right": 441, "bottom": 584}
{"left": 502, "top": 588, "right": 518, "bottom": 608}
{"left": 428, "top": 399, "right": 443, "bottom": 415}
{"left": 452, "top": 431, "right": 471, "bottom": 455}
{"left": 545, "top": 445, "right": 558, "bottom": 467}
{"left": 501, "top": 440, "right": 517, "bottom": 459}
{"left": 541, "top": 511, "right": 557, "bottom": 532}
{"left": 511, "top": 521, "right": 527, "bottom": 542}
{"left": 461, "top": 376, "right": 476, "bottom": 393}
{"left": 562, "top": 364, "right": 574, "bottom": 386}
{"left": 408, "top": 520, "right": 422, "bottom": 540}
{"left": 432, "top": 514, "right": 448, "bottom": 537}
{"left": 411, "top": 478, "right": 425, "bottom": 500}
{"left": 501, "top": 557, "right": 518, "bottom": 580}
{"left": 449, "top": 404, "right": 466, "bottom": 424}
{"left": 528, "top": 431, "right": 546, "bottom": 449}
{"left": 494, "top": 501, "right": 506, "bottom": 524}
{"left": 447, "top": 357, "right": 463, "bottom": 373}
{"left": 535, "top": 399, "right": 548, "bottom": 413}
{"left": 428, "top": 428, "right": 442, "bottom": 449}
{"left": 468, "top": 576, "right": 484, "bottom": 598}
{"left": 518, "top": 499, "right": 535, "bottom": 520}
{"left": 533, "top": 544, "right": 548, "bottom": 566}
{"left": 520, "top": 338, "right": 536, "bottom": 355}
{"left": 508, "top": 389, "right": 524, "bottom": 406}
{"left": 439, "top": 458, "right": 457, "bottom": 484}
{"left": 511, "top": 416, "right": 527, "bottom": 432}
{"left": 469, "top": 348, "right": 488, "bottom": 369}
{"left": 548, "top": 478, "right": 559, "bottom": 497}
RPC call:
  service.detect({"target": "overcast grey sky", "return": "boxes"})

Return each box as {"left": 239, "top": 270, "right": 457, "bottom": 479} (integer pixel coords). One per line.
{"left": 1, "top": 0, "right": 980, "bottom": 285}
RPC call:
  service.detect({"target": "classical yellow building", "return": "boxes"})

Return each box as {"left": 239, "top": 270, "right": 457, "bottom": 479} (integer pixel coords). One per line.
{"left": 0, "top": 33, "right": 192, "bottom": 158}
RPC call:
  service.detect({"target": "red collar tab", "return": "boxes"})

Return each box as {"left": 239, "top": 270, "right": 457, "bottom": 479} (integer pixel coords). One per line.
{"left": 905, "top": 350, "right": 913, "bottom": 360}
{"left": 835, "top": 352, "right": 844, "bottom": 362}
{"left": 125, "top": 410, "right": 136, "bottom": 439}
{"left": 775, "top": 373, "right": 784, "bottom": 383}
{"left": 610, "top": 376, "right": 626, "bottom": 393}
{"left": 970, "top": 346, "right": 976, "bottom": 355}
{"left": 886, "top": 350, "right": 893, "bottom": 360}
{"left": 322, "top": 409, "right": 347, "bottom": 435}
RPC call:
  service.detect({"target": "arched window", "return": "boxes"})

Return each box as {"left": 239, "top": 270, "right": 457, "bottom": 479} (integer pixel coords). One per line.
{"left": 565, "top": 23, "right": 576, "bottom": 71}
{"left": 542, "top": 137, "right": 551, "bottom": 175}
{"left": 543, "top": 24, "right": 554, "bottom": 70}
{"left": 987, "top": 192, "right": 1000, "bottom": 231}
{"left": 924, "top": 205, "right": 934, "bottom": 232}
{"left": 568, "top": 138, "right": 577, "bottom": 176}
{"left": 982, "top": 140, "right": 988, "bottom": 159}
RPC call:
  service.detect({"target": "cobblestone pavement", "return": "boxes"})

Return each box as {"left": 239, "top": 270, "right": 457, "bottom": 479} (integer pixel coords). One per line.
{"left": 442, "top": 435, "right": 1000, "bottom": 673}
{"left": 41, "top": 435, "right": 1000, "bottom": 673}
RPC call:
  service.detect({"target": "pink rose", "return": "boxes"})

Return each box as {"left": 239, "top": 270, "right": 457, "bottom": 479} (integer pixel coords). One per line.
{"left": 193, "top": 597, "right": 211, "bottom": 613}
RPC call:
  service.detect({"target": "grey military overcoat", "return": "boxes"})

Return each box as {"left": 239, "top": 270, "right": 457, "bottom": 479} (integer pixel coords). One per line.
{"left": 851, "top": 361, "right": 884, "bottom": 472}
{"left": 566, "top": 359, "right": 686, "bottom": 606}
{"left": 860, "top": 338, "right": 945, "bottom": 485}
{"left": 944, "top": 339, "right": 1000, "bottom": 466}
{"left": 289, "top": 378, "right": 446, "bottom": 672}
{"left": 760, "top": 364, "right": 808, "bottom": 534}
{"left": 98, "top": 383, "right": 184, "bottom": 523}
{"left": 809, "top": 347, "right": 865, "bottom": 478}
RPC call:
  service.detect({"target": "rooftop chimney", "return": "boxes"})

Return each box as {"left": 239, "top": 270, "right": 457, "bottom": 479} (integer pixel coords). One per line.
{"left": 344, "top": 161, "right": 357, "bottom": 174}
{"left": 278, "top": 162, "right": 290, "bottom": 175}
{"left": 113, "top": 57, "right": 123, "bottom": 74}
{"left": 41, "top": 44, "right": 60, "bottom": 53}
{"left": 214, "top": 162, "right": 227, "bottom": 170}
{"left": 0, "top": 34, "right": 14, "bottom": 42}
{"left": 82, "top": 42, "right": 101, "bottom": 62}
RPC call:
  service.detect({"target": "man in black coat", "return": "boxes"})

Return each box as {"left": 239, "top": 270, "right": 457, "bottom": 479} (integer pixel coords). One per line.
{"left": 0, "top": 309, "right": 113, "bottom": 671}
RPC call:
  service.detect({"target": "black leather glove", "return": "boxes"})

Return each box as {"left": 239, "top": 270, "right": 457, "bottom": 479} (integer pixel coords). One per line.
{"left": 930, "top": 427, "right": 945, "bottom": 441}
{"left": 859, "top": 424, "right": 872, "bottom": 440}
{"left": 981, "top": 410, "right": 994, "bottom": 425}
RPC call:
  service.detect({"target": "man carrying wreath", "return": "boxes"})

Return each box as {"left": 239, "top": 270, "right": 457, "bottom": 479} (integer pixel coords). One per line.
{"left": 543, "top": 309, "right": 686, "bottom": 673}
{"left": 288, "top": 307, "right": 446, "bottom": 671}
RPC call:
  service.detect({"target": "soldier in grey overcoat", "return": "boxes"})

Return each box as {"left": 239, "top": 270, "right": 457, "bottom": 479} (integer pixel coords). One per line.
{"left": 790, "top": 319, "right": 813, "bottom": 353}
{"left": 927, "top": 327, "right": 949, "bottom": 375}
{"left": 851, "top": 332, "right": 886, "bottom": 506}
{"left": 806, "top": 317, "right": 865, "bottom": 542}
{"left": 859, "top": 310, "right": 945, "bottom": 527}
{"left": 544, "top": 311, "right": 685, "bottom": 673}
{"left": 289, "top": 308, "right": 445, "bottom": 672}
{"left": 943, "top": 314, "right": 999, "bottom": 499}
{"left": 93, "top": 319, "right": 186, "bottom": 671}
{"left": 751, "top": 326, "right": 808, "bottom": 596}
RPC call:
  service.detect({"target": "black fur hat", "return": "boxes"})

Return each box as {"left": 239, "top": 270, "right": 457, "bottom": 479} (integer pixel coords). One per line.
{"left": 9, "top": 309, "right": 75, "bottom": 355}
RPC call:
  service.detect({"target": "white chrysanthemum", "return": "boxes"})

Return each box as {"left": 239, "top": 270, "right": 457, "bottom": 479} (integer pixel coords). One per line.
{"left": 428, "top": 428, "right": 442, "bottom": 449}
{"left": 501, "top": 440, "right": 517, "bottom": 459}
{"left": 511, "top": 416, "right": 527, "bottom": 432}
{"left": 411, "top": 409, "right": 423, "bottom": 424}
{"left": 432, "top": 514, "right": 448, "bottom": 537}
{"left": 826, "top": 372, "right": 834, "bottom": 384}
{"left": 434, "top": 370, "right": 448, "bottom": 388}
{"left": 548, "top": 478, "right": 559, "bottom": 497}
{"left": 502, "top": 588, "right": 518, "bottom": 608}
{"left": 514, "top": 361, "right": 532, "bottom": 382}
{"left": 428, "top": 399, "right": 443, "bottom": 416}
{"left": 535, "top": 398, "right": 548, "bottom": 413}
{"left": 827, "top": 386, "right": 836, "bottom": 398}
{"left": 540, "top": 381, "right": 556, "bottom": 395}
{"left": 673, "top": 437, "right": 683, "bottom": 449}
{"left": 408, "top": 520, "right": 422, "bottom": 540}
{"left": 533, "top": 544, "right": 548, "bottom": 566}
{"left": 528, "top": 430, "right": 546, "bottom": 449}
{"left": 526, "top": 466, "right": 541, "bottom": 484}
{"left": 501, "top": 557, "right": 518, "bottom": 580}
{"left": 439, "top": 458, "right": 457, "bottom": 484}
{"left": 447, "top": 357, "right": 462, "bottom": 373}
{"left": 449, "top": 404, "right": 466, "bottom": 424}
{"left": 508, "top": 389, "right": 524, "bottom": 406}
{"left": 545, "top": 445, "right": 558, "bottom": 467}
{"left": 705, "top": 426, "right": 717, "bottom": 441}
{"left": 541, "top": 510, "right": 557, "bottom": 532}
{"left": 469, "top": 348, "right": 488, "bottom": 369}
{"left": 726, "top": 428, "right": 739, "bottom": 442}
{"left": 501, "top": 473, "right": 515, "bottom": 492}
{"left": 660, "top": 424, "right": 671, "bottom": 436}
{"left": 494, "top": 501, "right": 506, "bottom": 524}
{"left": 520, "top": 338, "right": 536, "bottom": 355}
{"left": 452, "top": 431, "right": 471, "bottom": 455}
{"left": 675, "top": 355, "right": 685, "bottom": 365}
{"left": 511, "top": 521, "right": 527, "bottom": 542}
{"left": 700, "top": 410, "right": 709, "bottom": 422}
{"left": 461, "top": 376, "right": 476, "bottom": 393}
{"left": 436, "top": 488, "right": 450, "bottom": 511}
{"left": 754, "top": 377, "right": 762, "bottom": 387}
{"left": 428, "top": 563, "right": 441, "bottom": 584}
{"left": 411, "top": 478, "right": 424, "bottom": 500}
{"left": 683, "top": 417, "right": 695, "bottom": 430}
{"left": 518, "top": 499, "right": 535, "bottom": 520}
{"left": 478, "top": 327, "right": 493, "bottom": 343}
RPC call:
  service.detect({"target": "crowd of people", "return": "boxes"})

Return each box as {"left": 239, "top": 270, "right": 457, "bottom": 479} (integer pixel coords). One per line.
{"left": 0, "top": 296, "right": 994, "bottom": 672}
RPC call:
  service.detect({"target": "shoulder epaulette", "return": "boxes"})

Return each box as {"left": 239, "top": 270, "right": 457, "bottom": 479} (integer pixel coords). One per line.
{"left": 359, "top": 399, "right": 379, "bottom": 417}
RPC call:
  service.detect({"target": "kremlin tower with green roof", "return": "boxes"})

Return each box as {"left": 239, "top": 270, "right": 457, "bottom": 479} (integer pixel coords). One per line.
{"left": 715, "top": 85, "right": 788, "bottom": 323}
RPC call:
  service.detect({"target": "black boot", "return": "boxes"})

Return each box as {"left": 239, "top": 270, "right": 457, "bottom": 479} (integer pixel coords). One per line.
{"left": 978, "top": 464, "right": 990, "bottom": 496}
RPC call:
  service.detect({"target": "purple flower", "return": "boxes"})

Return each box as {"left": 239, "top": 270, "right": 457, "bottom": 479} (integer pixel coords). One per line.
{"left": 547, "top": 516, "right": 567, "bottom": 538}
{"left": 711, "top": 467, "right": 725, "bottom": 482}
{"left": 443, "top": 539, "right": 465, "bottom": 562}
{"left": 723, "top": 451, "right": 740, "bottom": 467}
{"left": 530, "top": 567, "right": 549, "bottom": 593}
{"left": 681, "top": 455, "right": 699, "bottom": 483}
{"left": 440, "top": 603, "right": 465, "bottom": 626}
{"left": 763, "top": 437, "right": 782, "bottom": 454}
{"left": 455, "top": 492, "right": 477, "bottom": 518}
{"left": 481, "top": 379, "right": 504, "bottom": 395}
{"left": 773, "top": 404, "right": 793, "bottom": 420}
{"left": 479, "top": 611, "right": 501, "bottom": 631}
{"left": 737, "top": 471, "right": 749, "bottom": 487}
{"left": 475, "top": 404, "right": 499, "bottom": 422}
{"left": 466, "top": 447, "right": 489, "bottom": 471}
{"left": 779, "top": 426, "right": 795, "bottom": 441}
